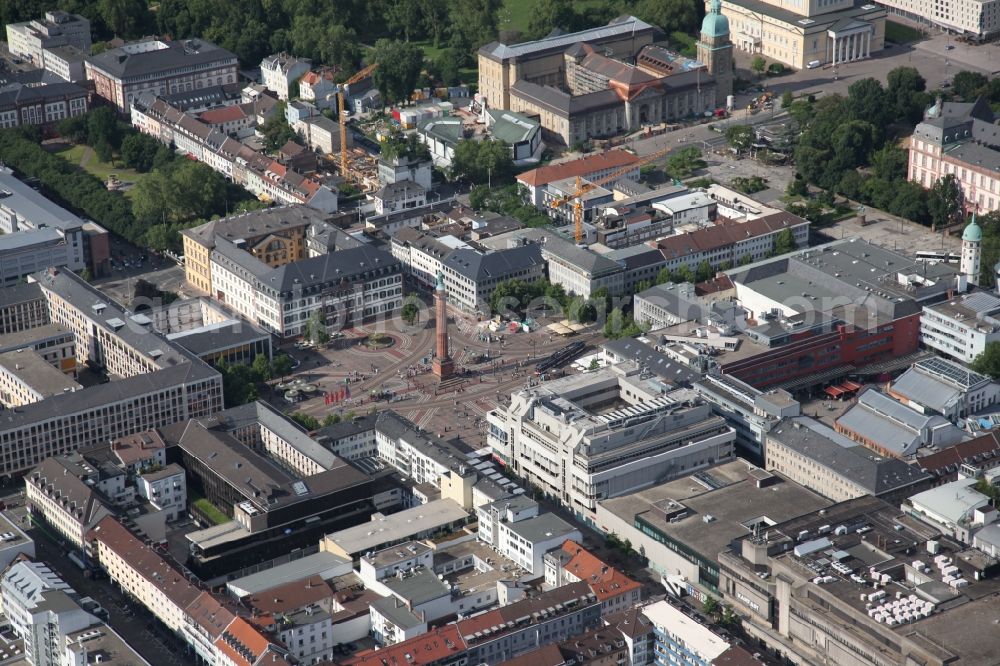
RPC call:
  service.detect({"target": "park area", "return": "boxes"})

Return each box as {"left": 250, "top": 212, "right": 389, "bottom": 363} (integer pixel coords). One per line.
{"left": 51, "top": 143, "right": 148, "bottom": 198}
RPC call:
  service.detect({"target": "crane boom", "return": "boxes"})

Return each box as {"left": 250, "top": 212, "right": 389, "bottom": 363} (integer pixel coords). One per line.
{"left": 338, "top": 63, "right": 378, "bottom": 178}
{"left": 549, "top": 144, "right": 679, "bottom": 243}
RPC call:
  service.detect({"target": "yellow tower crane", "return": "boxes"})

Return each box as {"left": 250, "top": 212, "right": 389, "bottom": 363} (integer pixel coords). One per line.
{"left": 337, "top": 63, "right": 378, "bottom": 178}
{"left": 548, "top": 144, "right": 680, "bottom": 243}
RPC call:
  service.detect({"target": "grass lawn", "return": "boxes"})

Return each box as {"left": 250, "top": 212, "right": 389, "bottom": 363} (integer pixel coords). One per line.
{"left": 191, "top": 496, "right": 230, "bottom": 525}
{"left": 885, "top": 20, "right": 925, "bottom": 44}
{"left": 52, "top": 143, "right": 148, "bottom": 199}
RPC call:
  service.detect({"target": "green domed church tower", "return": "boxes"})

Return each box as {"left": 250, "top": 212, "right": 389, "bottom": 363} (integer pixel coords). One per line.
{"left": 698, "top": 0, "right": 733, "bottom": 104}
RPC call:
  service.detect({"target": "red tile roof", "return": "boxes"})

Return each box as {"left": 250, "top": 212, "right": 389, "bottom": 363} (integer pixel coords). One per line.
{"left": 557, "top": 540, "right": 641, "bottom": 602}
{"left": 89, "top": 517, "right": 200, "bottom": 609}
{"left": 247, "top": 576, "right": 333, "bottom": 614}
{"left": 517, "top": 150, "right": 640, "bottom": 187}
{"left": 110, "top": 430, "right": 165, "bottom": 467}
{"left": 185, "top": 592, "right": 238, "bottom": 641}
{"left": 497, "top": 644, "right": 567, "bottom": 666}
{"left": 916, "top": 432, "right": 1000, "bottom": 476}
{"left": 340, "top": 625, "right": 466, "bottom": 665}
{"left": 695, "top": 274, "right": 734, "bottom": 296}
{"left": 657, "top": 212, "right": 806, "bottom": 261}
{"left": 199, "top": 105, "right": 249, "bottom": 125}
{"left": 214, "top": 617, "right": 275, "bottom": 666}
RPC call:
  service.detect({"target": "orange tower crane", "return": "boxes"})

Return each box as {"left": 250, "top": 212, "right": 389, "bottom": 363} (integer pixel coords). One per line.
{"left": 338, "top": 63, "right": 378, "bottom": 177}
{"left": 548, "top": 144, "right": 679, "bottom": 243}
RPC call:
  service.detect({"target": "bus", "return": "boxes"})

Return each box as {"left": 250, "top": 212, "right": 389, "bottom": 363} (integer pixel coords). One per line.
{"left": 915, "top": 250, "right": 960, "bottom": 264}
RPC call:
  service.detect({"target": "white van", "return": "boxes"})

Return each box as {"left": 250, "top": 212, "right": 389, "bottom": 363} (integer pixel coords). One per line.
{"left": 806, "top": 60, "right": 821, "bottom": 69}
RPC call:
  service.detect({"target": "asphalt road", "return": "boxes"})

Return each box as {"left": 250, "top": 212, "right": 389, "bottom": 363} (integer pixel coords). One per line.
{"left": 7, "top": 502, "right": 190, "bottom": 666}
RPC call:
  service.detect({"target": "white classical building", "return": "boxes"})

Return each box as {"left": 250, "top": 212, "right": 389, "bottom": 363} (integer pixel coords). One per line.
{"left": 260, "top": 53, "right": 311, "bottom": 101}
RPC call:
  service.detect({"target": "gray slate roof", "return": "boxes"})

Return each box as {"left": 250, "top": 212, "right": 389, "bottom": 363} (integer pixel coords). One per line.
{"left": 504, "top": 512, "right": 578, "bottom": 543}
{"left": 478, "top": 16, "right": 657, "bottom": 62}
{"left": 602, "top": 338, "right": 698, "bottom": 385}
{"left": 890, "top": 367, "right": 963, "bottom": 415}
{"left": 443, "top": 245, "right": 543, "bottom": 282}
{"left": 262, "top": 245, "right": 399, "bottom": 294}
{"left": 166, "top": 320, "right": 270, "bottom": 356}
{"left": 87, "top": 38, "right": 236, "bottom": 80}
{"left": 510, "top": 80, "right": 620, "bottom": 117}
{"left": 768, "top": 417, "right": 931, "bottom": 495}
{"left": 0, "top": 281, "right": 44, "bottom": 308}
{"left": 0, "top": 166, "right": 84, "bottom": 231}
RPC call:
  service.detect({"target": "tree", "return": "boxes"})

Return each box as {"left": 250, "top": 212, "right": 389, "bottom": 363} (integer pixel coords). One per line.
{"left": 751, "top": 55, "right": 767, "bottom": 78}
{"left": 98, "top": 0, "right": 151, "bottom": 37}
{"left": 787, "top": 99, "right": 814, "bottom": 127}
{"left": 953, "top": 70, "right": 988, "bottom": 101}
{"left": 381, "top": 134, "right": 432, "bottom": 163}
{"left": 451, "top": 139, "right": 515, "bottom": 185}
{"left": 252, "top": 354, "right": 272, "bottom": 382}
{"left": 847, "top": 78, "right": 891, "bottom": 133}
{"left": 86, "top": 107, "right": 121, "bottom": 151}
{"left": 448, "top": 0, "right": 501, "bottom": 55}
{"left": 695, "top": 260, "right": 714, "bottom": 283}
{"left": 260, "top": 104, "right": 297, "bottom": 152}
{"left": 724, "top": 125, "right": 754, "bottom": 155}
{"left": 871, "top": 144, "right": 908, "bottom": 182}
{"left": 773, "top": 228, "right": 797, "bottom": 255}
{"left": 271, "top": 354, "right": 293, "bottom": 379}
{"left": 527, "top": 0, "right": 578, "bottom": 38}
{"left": 386, "top": 0, "right": 422, "bottom": 41}
{"left": 144, "top": 223, "right": 179, "bottom": 251}
{"left": 671, "top": 265, "right": 694, "bottom": 283}
{"left": 401, "top": 299, "right": 420, "bottom": 325}
{"left": 566, "top": 296, "right": 596, "bottom": 324}
{"left": 665, "top": 147, "right": 705, "bottom": 179}
{"left": 431, "top": 49, "right": 462, "bottom": 86}
{"left": 887, "top": 66, "right": 927, "bottom": 124}
{"left": 889, "top": 181, "right": 929, "bottom": 225}
{"left": 217, "top": 361, "right": 260, "bottom": 408}
{"left": 703, "top": 596, "right": 720, "bottom": 617}
{"left": 79, "top": 268, "right": 93, "bottom": 282}
{"left": 786, "top": 176, "right": 808, "bottom": 198}
{"left": 92, "top": 138, "right": 114, "bottom": 164}
{"left": 470, "top": 184, "right": 551, "bottom": 228}
{"left": 291, "top": 412, "right": 321, "bottom": 430}
{"left": 120, "top": 133, "right": 161, "bottom": 173}
{"left": 57, "top": 115, "right": 88, "bottom": 143}
{"left": 927, "top": 174, "right": 964, "bottom": 228}
{"left": 131, "top": 175, "right": 170, "bottom": 224}
{"left": 322, "top": 413, "right": 342, "bottom": 427}
{"left": 971, "top": 342, "right": 1000, "bottom": 379}
{"left": 373, "top": 39, "right": 425, "bottom": 104}
{"left": 829, "top": 120, "right": 876, "bottom": 173}
{"left": 793, "top": 144, "right": 833, "bottom": 189}
{"left": 168, "top": 160, "right": 228, "bottom": 222}
{"left": 781, "top": 90, "right": 794, "bottom": 109}
{"left": 635, "top": 0, "right": 699, "bottom": 36}
{"left": 719, "top": 605, "right": 740, "bottom": 628}
{"left": 303, "top": 310, "right": 330, "bottom": 345}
